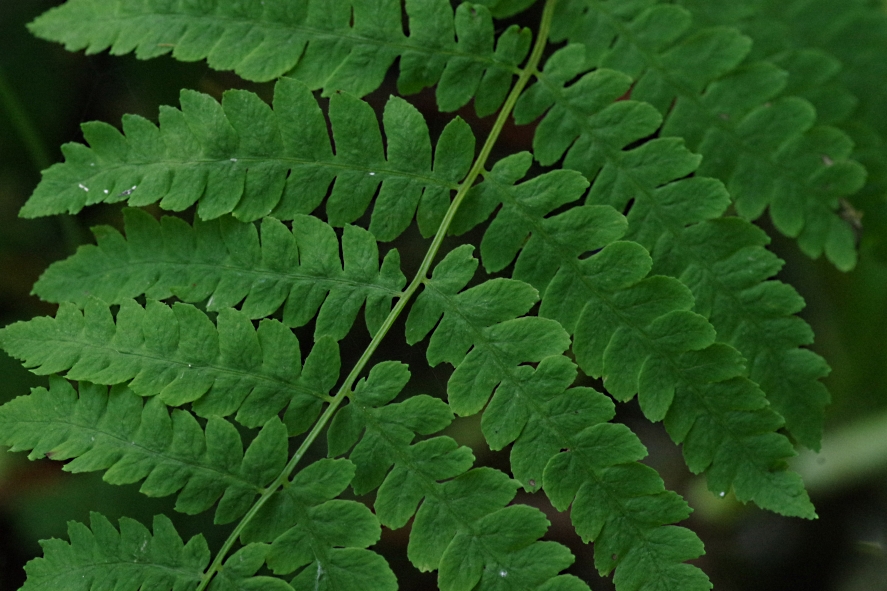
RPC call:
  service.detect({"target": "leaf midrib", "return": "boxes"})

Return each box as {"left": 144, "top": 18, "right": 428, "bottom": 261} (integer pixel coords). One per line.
{"left": 72, "top": 155, "right": 459, "bottom": 193}
{"left": 11, "top": 413, "right": 259, "bottom": 493}
{"left": 16, "top": 331, "right": 327, "bottom": 404}
{"left": 50, "top": 258, "right": 402, "bottom": 305}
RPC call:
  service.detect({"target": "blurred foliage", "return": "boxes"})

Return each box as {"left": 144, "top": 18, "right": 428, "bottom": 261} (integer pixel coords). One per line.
{"left": 2, "top": 2, "right": 887, "bottom": 590}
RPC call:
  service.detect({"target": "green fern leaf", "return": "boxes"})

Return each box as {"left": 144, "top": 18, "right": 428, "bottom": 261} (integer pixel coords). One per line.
{"left": 453, "top": 153, "right": 815, "bottom": 517}
{"left": 35, "top": 210, "right": 406, "bottom": 341}
{"left": 551, "top": 0, "right": 866, "bottom": 270}
{"left": 0, "top": 299, "right": 336, "bottom": 429}
{"left": 5, "top": 1, "right": 845, "bottom": 588}
{"left": 22, "top": 79, "right": 474, "bottom": 238}
{"left": 437, "top": 505, "right": 579, "bottom": 591}
{"left": 21, "top": 512, "right": 211, "bottom": 591}
{"left": 402, "top": 243, "right": 712, "bottom": 583}
{"left": 28, "top": 0, "right": 530, "bottom": 113}
{"left": 0, "top": 378, "right": 289, "bottom": 523}
{"left": 546, "top": 464, "right": 707, "bottom": 591}
{"left": 769, "top": 49, "right": 858, "bottom": 126}
{"left": 651, "top": 218, "right": 831, "bottom": 450}
{"left": 663, "top": 63, "right": 865, "bottom": 271}
{"left": 676, "top": 0, "right": 872, "bottom": 127}
{"left": 411, "top": 467, "right": 588, "bottom": 590}
{"left": 486, "top": 353, "right": 711, "bottom": 588}
{"left": 679, "top": 0, "right": 887, "bottom": 254}
{"left": 514, "top": 42, "right": 830, "bottom": 448}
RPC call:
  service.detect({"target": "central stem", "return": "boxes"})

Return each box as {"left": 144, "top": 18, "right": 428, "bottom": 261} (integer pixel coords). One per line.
{"left": 196, "top": 1, "right": 557, "bottom": 587}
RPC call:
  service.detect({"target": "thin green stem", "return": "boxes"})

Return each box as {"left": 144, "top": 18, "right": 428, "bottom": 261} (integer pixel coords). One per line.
{"left": 196, "top": 2, "right": 557, "bottom": 587}
{"left": 0, "top": 65, "right": 52, "bottom": 171}
{"left": 0, "top": 65, "right": 83, "bottom": 255}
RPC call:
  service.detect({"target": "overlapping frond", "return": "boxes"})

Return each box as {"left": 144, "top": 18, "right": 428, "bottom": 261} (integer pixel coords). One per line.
{"left": 516, "top": 43, "right": 831, "bottom": 448}
{"left": 405, "top": 248, "right": 712, "bottom": 587}
{"left": 679, "top": 0, "right": 887, "bottom": 255}
{"left": 0, "top": 299, "right": 337, "bottom": 429}
{"left": 550, "top": 0, "right": 866, "bottom": 270}
{"left": 646, "top": 218, "right": 830, "bottom": 450}
{"left": 21, "top": 513, "right": 211, "bottom": 591}
{"left": 29, "top": 0, "right": 530, "bottom": 113}
{"left": 35, "top": 210, "right": 406, "bottom": 341}
{"left": 453, "top": 153, "right": 815, "bottom": 517}
{"left": 23, "top": 78, "right": 475, "bottom": 239}
{"left": 323, "top": 361, "right": 589, "bottom": 590}
{"left": 241, "top": 458, "right": 397, "bottom": 591}
{"left": 676, "top": 0, "right": 880, "bottom": 137}
{"left": 0, "top": 378, "right": 289, "bottom": 522}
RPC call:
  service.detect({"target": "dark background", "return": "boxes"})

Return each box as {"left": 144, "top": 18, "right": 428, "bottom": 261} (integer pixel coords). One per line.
{"left": 2, "top": 2, "right": 887, "bottom": 590}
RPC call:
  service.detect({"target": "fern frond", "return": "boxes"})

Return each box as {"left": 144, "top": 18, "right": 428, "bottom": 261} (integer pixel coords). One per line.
{"left": 664, "top": 63, "right": 865, "bottom": 271}
{"left": 404, "top": 246, "right": 712, "bottom": 587}
{"left": 29, "top": 0, "right": 530, "bottom": 113}
{"left": 551, "top": 1, "right": 866, "bottom": 270}
{"left": 22, "top": 79, "right": 475, "bottom": 239}
{"left": 0, "top": 378, "right": 289, "bottom": 523}
{"left": 8, "top": 378, "right": 395, "bottom": 588}
{"left": 801, "top": 0, "right": 887, "bottom": 201}
{"left": 454, "top": 153, "right": 815, "bottom": 517}
{"left": 768, "top": 49, "right": 858, "bottom": 127}
{"left": 6, "top": 1, "right": 843, "bottom": 588}
{"left": 21, "top": 512, "right": 210, "bottom": 591}
{"left": 35, "top": 210, "right": 406, "bottom": 341}
{"left": 240, "top": 458, "right": 397, "bottom": 591}
{"left": 493, "top": 354, "right": 711, "bottom": 588}
{"left": 679, "top": 0, "right": 887, "bottom": 253}
{"left": 515, "top": 42, "right": 830, "bottom": 448}
{"left": 651, "top": 218, "right": 831, "bottom": 450}
{"left": 676, "top": 0, "right": 877, "bottom": 130}
{"left": 0, "top": 299, "right": 336, "bottom": 429}
{"left": 404, "top": 467, "right": 588, "bottom": 591}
